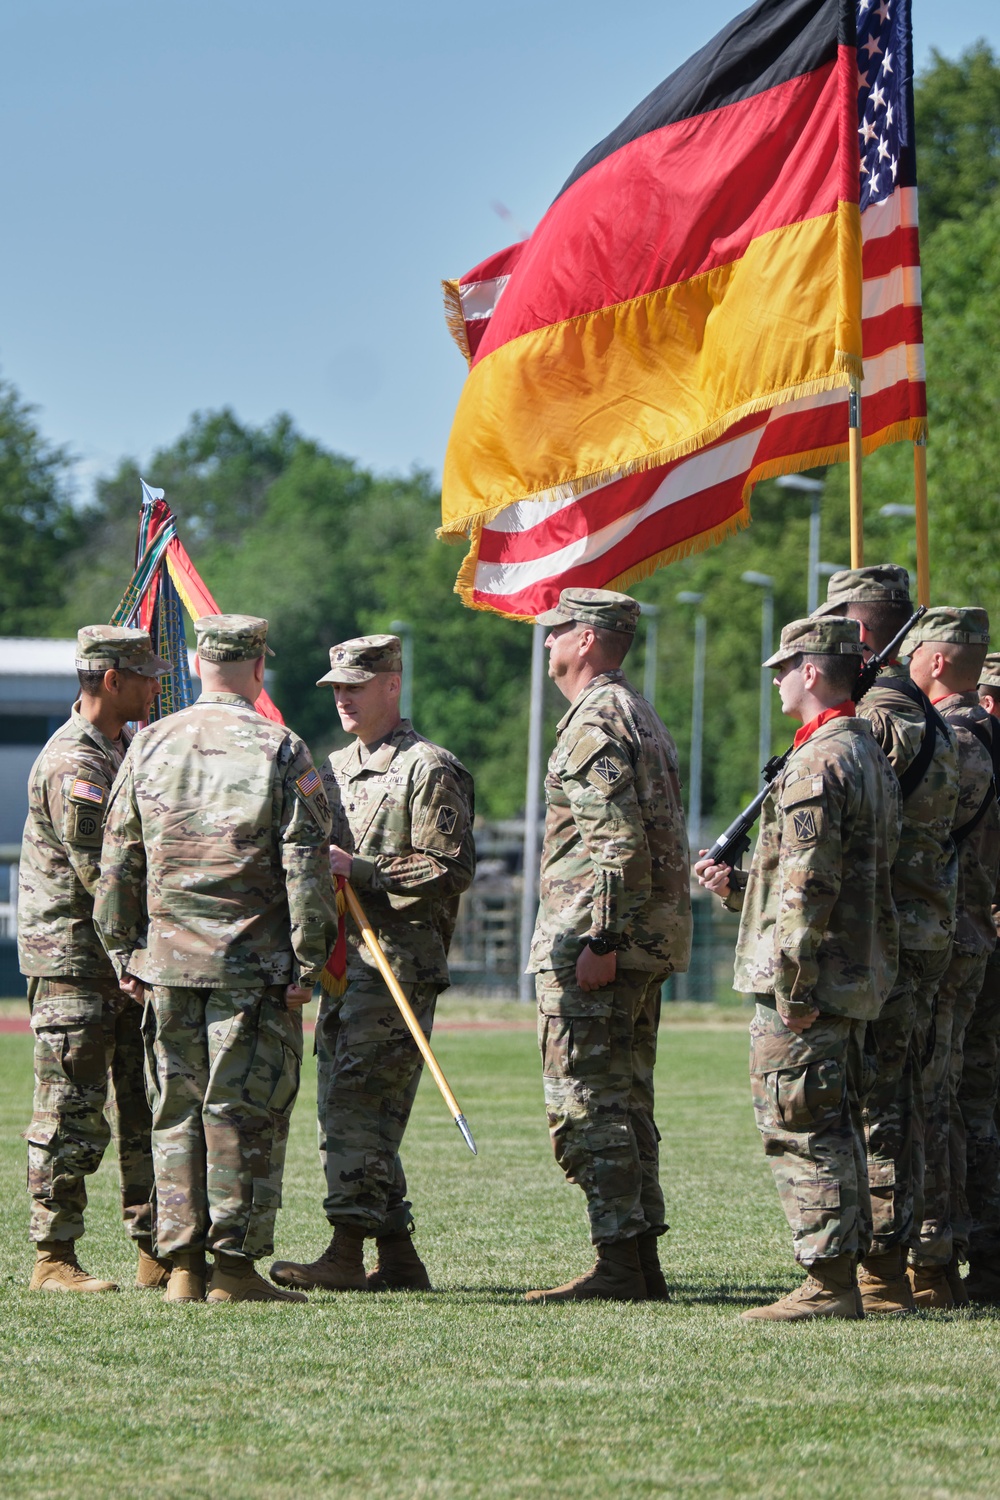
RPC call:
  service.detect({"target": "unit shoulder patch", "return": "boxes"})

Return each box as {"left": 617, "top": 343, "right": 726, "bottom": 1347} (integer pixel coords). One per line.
{"left": 592, "top": 755, "right": 623, "bottom": 786}
{"left": 436, "top": 805, "right": 459, "bottom": 836}
{"left": 792, "top": 808, "right": 818, "bottom": 843}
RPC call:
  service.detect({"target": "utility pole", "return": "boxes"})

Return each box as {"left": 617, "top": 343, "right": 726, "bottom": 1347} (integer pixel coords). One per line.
{"left": 741, "top": 572, "right": 775, "bottom": 772}
{"left": 677, "top": 592, "right": 706, "bottom": 851}
{"left": 642, "top": 604, "right": 660, "bottom": 707}
{"left": 389, "top": 619, "right": 413, "bottom": 721}
{"left": 776, "top": 473, "right": 825, "bottom": 615}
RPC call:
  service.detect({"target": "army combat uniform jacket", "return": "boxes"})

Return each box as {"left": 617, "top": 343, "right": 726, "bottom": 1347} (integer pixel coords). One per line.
{"left": 321, "top": 720, "right": 476, "bottom": 988}
{"left": 730, "top": 713, "right": 901, "bottom": 1021}
{"left": 94, "top": 692, "right": 336, "bottom": 989}
{"left": 858, "top": 665, "right": 959, "bottom": 953}
{"left": 529, "top": 670, "right": 692, "bottom": 975}
{"left": 18, "top": 704, "right": 131, "bottom": 978}
{"left": 934, "top": 692, "right": 1000, "bottom": 957}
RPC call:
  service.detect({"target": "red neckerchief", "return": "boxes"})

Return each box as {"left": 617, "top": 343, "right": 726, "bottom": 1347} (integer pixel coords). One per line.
{"left": 793, "top": 701, "right": 856, "bottom": 749}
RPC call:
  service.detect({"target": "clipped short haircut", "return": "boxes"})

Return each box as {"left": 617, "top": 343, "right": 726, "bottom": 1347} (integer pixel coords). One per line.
{"left": 939, "top": 640, "right": 989, "bottom": 680}
{"left": 592, "top": 624, "right": 633, "bottom": 667}
{"left": 801, "top": 653, "right": 861, "bottom": 698}
{"left": 844, "top": 599, "right": 914, "bottom": 654}
{"left": 77, "top": 668, "right": 107, "bottom": 694}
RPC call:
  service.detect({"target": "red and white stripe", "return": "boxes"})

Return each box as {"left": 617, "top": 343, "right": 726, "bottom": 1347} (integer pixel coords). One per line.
{"left": 457, "top": 187, "right": 924, "bottom": 618}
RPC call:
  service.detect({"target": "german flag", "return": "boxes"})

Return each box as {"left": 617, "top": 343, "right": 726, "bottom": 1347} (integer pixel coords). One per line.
{"left": 441, "top": 0, "right": 861, "bottom": 590}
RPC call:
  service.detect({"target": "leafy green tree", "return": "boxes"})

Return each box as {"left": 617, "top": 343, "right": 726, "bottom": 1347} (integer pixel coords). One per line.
{"left": 0, "top": 378, "right": 80, "bottom": 635}
{"left": 914, "top": 42, "right": 1000, "bottom": 234}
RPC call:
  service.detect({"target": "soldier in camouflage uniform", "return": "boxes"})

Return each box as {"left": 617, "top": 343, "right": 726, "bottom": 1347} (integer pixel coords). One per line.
{"left": 521, "top": 589, "right": 692, "bottom": 1305}
{"left": 270, "top": 635, "right": 475, "bottom": 1294}
{"left": 965, "top": 654, "right": 1000, "bottom": 1301}
{"left": 94, "top": 615, "right": 336, "bottom": 1306}
{"left": 697, "top": 616, "right": 901, "bottom": 1321}
{"left": 815, "top": 567, "right": 959, "bottom": 1314}
{"left": 906, "top": 608, "right": 1000, "bottom": 1307}
{"left": 19, "top": 625, "right": 170, "bottom": 1293}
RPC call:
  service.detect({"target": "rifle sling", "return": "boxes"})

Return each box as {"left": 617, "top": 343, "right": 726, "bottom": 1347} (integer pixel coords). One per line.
{"left": 951, "top": 714, "right": 1000, "bottom": 846}
{"left": 875, "top": 678, "right": 949, "bottom": 802}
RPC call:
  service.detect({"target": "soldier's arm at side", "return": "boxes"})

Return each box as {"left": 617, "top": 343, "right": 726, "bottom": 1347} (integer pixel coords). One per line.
{"left": 772, "top": 772, "right": 846, "bottom": 1025}
{"left": 350, "top": 763, "right": 476, "bottom": 899}
{"left": 280, "top": 743, "right": 338, "bottom": 990}
{"left": 92, "top": 760, "right": 148, "bottom": 979}
{"left": 563, "top": 735, "right": 651, "bottom": 947}
{"left": 50, "top": 749, "right": 117, "bottom": 899}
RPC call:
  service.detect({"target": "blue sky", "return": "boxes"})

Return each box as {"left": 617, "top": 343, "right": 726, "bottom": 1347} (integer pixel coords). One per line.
{"left": 0, "top": 0, "right": 995, "bottom": 497}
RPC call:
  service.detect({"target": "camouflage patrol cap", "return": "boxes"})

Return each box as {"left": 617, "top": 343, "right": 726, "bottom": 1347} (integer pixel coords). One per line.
{"left": 763, "top": 616, "right": 865, "bottom": 669}
{"left": 906, "top": 606, "right": 990, "bottom": 648}
{"left": 194, "top": 614, "right": 274, "bottom": 662}
{"left": 812, "top": 563, "right": 911, "bottom": 616}
{"left": 535, "top": 587, "right": 640, "bottom": 636}
{"left": 979, "top": 652, "right": 1000, "bottom": 691}
{"left": 75, "top": 624, "right": 171, "bottom": 679}
{"left": 316, "top": 635, "right": 402, "bottom": 686}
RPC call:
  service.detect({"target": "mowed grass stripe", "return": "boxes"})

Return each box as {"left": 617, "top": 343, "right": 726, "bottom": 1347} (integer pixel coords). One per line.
{"left": 2, "top": 1012, "right": 999, "bottom": 1499}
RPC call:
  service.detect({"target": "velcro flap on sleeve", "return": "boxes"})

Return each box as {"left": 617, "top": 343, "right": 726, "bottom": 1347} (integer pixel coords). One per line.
{"left": 564, "top": 731, "right": 632, "bottom": 794}
{"left": 780, "top": 774, "right": 826, "bottom": 847}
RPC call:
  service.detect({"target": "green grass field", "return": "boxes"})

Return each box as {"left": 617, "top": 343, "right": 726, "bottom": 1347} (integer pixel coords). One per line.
{"left": 2, "top": 999, "right": 1000, "bottom": 1500}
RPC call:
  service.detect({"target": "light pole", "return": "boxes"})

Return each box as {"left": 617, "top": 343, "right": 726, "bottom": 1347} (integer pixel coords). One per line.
{"left": 741, "top": 571, "right": 775, "bottom": 772}
{"left": 677, "top": 592, "right": 705, "bottom": 851}
{"left": 879, "top": 504, "right": 916, "bottom": 520}
{"left": 776, "top": 473, "right": 825, "bottom": 614}
{"left": 518, "top": 622, "right": 546, "bottom": 1001}
{"left": 642, "top": 604, "right": 660, "bottom": 707}
{"left": 388, "top": 619, "right": 413, "bottom": 721}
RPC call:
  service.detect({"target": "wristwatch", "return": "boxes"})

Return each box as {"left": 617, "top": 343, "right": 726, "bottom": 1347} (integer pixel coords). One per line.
{"left": 587, "top": 933, "right": 620, "bottom": 956}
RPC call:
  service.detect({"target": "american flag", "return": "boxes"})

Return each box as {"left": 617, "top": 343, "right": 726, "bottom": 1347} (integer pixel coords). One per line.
{"left": 447, "top": 0, "right": 923, "bottom": 619}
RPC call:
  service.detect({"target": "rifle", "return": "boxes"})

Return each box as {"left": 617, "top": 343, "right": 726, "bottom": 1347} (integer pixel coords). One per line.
{"left": 704, "top": 605, "right": 927, "bottom": 869}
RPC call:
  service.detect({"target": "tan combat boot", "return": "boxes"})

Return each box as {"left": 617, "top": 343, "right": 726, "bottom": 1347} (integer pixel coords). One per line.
{"left": 907, "top": 1262, "right": 954, "bottom": 1309}
{"left": 135, "top": 1237, "right": 172, "bottom": 1290}
{"left": 208, "top": 1252, "right": 307, "bottom": 1303}
{"left": 944, "top": 1254, "right": 970, "bottom": 1307}
{"left": 857, "top": 1247, "right": 915, "bottom": 1316}
{"left": 741, "top": 1256, "right": 862, "bottom": 1321}
{"left": 636, "top": 1230, "right": 671, "bottom": 1302}
{"left": 525, "top": 1238, "right": 647, "bottom": 1304}
{"left": 165, "top": 1250, "right": 207, "bottom": 1304}
{"left": 269, "top": 1226, "right": 368, "bottom": 1291}
{"left": 29, "top": 1241, "right": 119, "bottom": 1294}
{"left": 366, "top": 1229, "right": 432, "bottom": 1291}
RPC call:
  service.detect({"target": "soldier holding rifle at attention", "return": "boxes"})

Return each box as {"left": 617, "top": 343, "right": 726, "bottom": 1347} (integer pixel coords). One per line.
{"left": 19, "top": 626, "right": 170, "bottom": 1294}
{"left": 814, "top": 567, "right": 959, "bottom": 1315}
{"left": 94, "top": 615, "right": 336, "bottom": 1306}
{"left": 905, "top": 608, "right": 1000, "bottom": 1307}
{"left": 523, "top": 589, "right": 692, "bottom": 1305}
{"left": 697, "top": 616, "right": 901, "bottom": 1321}
{"left": 271, "top": 635, "right": 475, "bottom": 1294}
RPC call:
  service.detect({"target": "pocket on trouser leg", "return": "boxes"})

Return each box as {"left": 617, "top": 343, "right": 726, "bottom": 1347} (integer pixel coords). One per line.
{"left": 789, "top": 1176, "right": 850, "bottom": 1263}
{"left": 761, "top": 1059, "right": 846, "bottom": 1135}
{"left": 534, "top": 968, "right": 614, "bottom": 1020}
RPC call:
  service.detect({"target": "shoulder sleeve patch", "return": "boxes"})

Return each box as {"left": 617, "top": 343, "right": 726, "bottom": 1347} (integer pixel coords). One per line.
{"left": 69, "top": 778, "right": 107, "bottom": 807}
{"left": 437, "top": 805, "right": 459, "bottom": 836}
{"left": 591, "top": 754, "right": 623, "bottom": 787}
{"left": 297, "top": 767, "right": 321, "bottom": 798}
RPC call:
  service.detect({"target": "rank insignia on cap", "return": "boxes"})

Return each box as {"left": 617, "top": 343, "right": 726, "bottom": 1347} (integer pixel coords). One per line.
{"left": 592, "top": 756, "right": 622, "bottom": 785}
{"left": 792, "top": 809, "right": 817, "bottom": 842}
{"left": 296, "top": 768, "right": 321, "bottom": 798}
{"left": 437, "top": 805, "right": 459, "bottom": 836}
{"left": 70, "top": 779, "right": 106, "bottom": 805}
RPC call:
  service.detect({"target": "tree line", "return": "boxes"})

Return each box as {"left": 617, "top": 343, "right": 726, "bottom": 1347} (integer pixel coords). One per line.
{"left": 1, "top": 44, "right": 997, "bottom": 826}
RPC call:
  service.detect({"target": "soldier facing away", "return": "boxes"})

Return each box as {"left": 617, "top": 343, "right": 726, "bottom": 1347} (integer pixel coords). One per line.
{"left": 523, "top": 588, "right": 692, "bottom": 1304}
{"left": 93, "top": 614, "right": 336, "bottom": 1305}
{"left": 19, "top": 626, "right": 170, "bottom": 1293}
{"left": 906, "top": 608, "right": 1000, "bottom": 1307}
{"left": 815, "top": 566, "right": 959, "bottom": 1314}
{"left": 697, "top": 616, "right": 901, "bottom": 1321}
{"left": 270, "top": 634, "right": 475, "bottom": 1294}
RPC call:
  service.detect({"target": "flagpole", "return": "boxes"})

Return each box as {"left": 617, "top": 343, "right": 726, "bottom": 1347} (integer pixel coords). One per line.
{"left": 913, "top": 437, "right": 931, "bottom": 606}
{"left": 849, "top": 374, "right": 863, "bottom": 567}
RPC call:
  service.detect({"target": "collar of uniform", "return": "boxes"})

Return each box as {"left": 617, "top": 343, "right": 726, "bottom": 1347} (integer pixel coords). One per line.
{"left": 556, "top": 670, "right": 626, "bottom": 736}
{"left": 877, "top": 660, "right": 910, "bottom": 681}
{"left": 196, "top": 691, "right": 257, "bottom": 708}
{"left": 792, "top": 701, "right": 857, "bottom": 750}
{"left": 930, "top": 689, "right": 979, "bottom": 710}
{"left": 71, "top": 699, "right": 132, "bottom": 760}
{"left": 344, "top": 719, "right": 413, "bottom": 779}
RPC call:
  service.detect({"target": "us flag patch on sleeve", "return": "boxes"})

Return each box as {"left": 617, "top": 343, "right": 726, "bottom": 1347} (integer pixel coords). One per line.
{"left": 297, "top": 767, "right": 321, "bottom": 797}
{"left": 70, "top": 779, "right": 105, "bottom": 805}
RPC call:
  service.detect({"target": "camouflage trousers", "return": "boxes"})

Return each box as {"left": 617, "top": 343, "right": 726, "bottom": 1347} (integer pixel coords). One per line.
{"left": 535, "top": 966, "right": 668, "bottom": 1246}
{"left": 144, "top": 986, "right": 302, "bottom": 1261}
{"left": 911, "top": 947, "right": 989, "bottom": 1267}
{"left": 862, "top": 946, "right": 951, "bottom": 1256}
{"left": 316, "top": 978, "right": 438, "bottom": 1236}
{"left": 750, "top": 1001, "right": 870, "bottom": 1266}
{"left": 26, "top": 975, "right": 153, "bottom": 1244}
{"left": 960, "top": 946, "right": 1000, "bottom": 1265}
